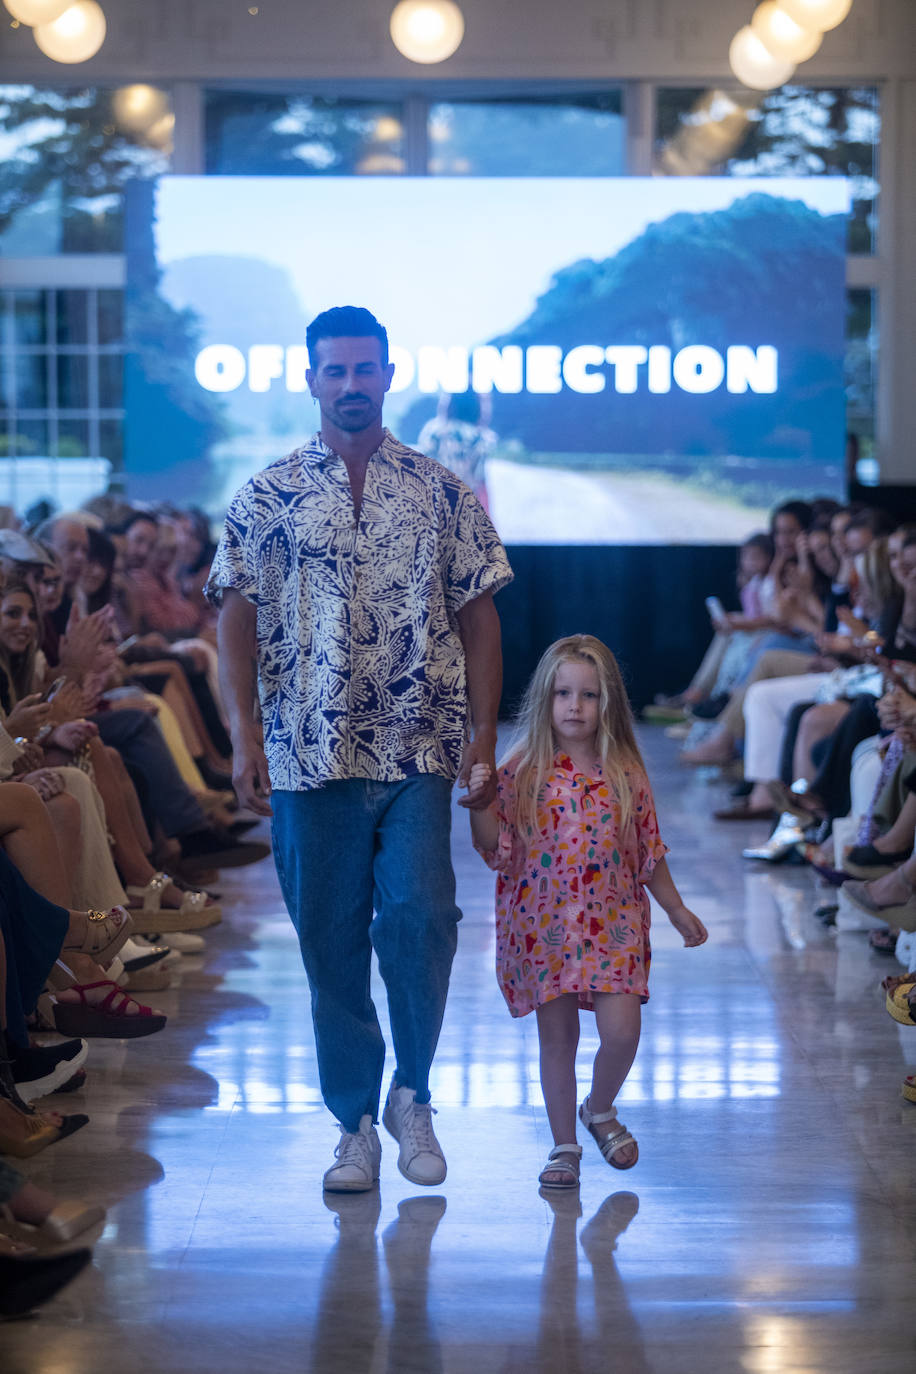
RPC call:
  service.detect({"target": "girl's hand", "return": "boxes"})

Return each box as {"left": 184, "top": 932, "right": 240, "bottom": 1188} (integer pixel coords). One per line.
{"left": 47, "top": 718, "right": 98, "bottom": 753}
{"left": 6, "top": 694, "right": 51, "bottom": 741}
{"left": 467, "top": 763, "right": 491, "bottom": 793}
{"left": 668, "top": 905, "right": 708, "bottom": 947}
{"left": 23, "top": 768, "right": 65, "bottom": 801}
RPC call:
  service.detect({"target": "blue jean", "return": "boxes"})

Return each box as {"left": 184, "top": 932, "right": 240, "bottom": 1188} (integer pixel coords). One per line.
{"left": 271, "top": 776, "right": 461, "bottom": 1132}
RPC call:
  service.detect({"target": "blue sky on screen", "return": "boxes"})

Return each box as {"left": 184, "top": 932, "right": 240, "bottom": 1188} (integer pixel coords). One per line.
{"left": 153, "top": 176, "right": 849, "bottom": 355}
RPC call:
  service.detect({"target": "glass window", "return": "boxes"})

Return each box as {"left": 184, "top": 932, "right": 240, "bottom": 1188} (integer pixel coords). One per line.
{"left": 655, "top": 86, "right": 879, "bottom": 253}
{"left": 56, "top": 290, "right": 90, "bottom": 346}
{"left": 13, "top": 291, "right": 48, "bottom": 347}
{"left": 55, "top": 418, "right": 89, "bottom": 457}
{"left": 428, "top": 93, "right": 625, "bottom": 175}
{"left": 14, "top": 354, "right": 49, "bottom": 410}
{"left": 204, "top": 93, "right": 406, "bottom": 175}
{"left": 98, "top": 419, "right": 123, "bottom": 468}
{"left": 97, "top": 354, "right": 123, "bottom": 409}
{"left": 846, "top": 287, "right": 877, "bottom": 474}
{"left": 57, "top": 354, "right": 91, "bottom": 410}
{"left": 0, "top": 85, "right": 171, "bottom": 254}
{"left": 97, "top": 290, "right": 124, "bottom": 346}
{"left": 11, "top": 417, "right": 48, "bottom": 457}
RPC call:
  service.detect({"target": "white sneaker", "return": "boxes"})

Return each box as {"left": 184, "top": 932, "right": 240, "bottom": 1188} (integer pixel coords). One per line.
{"left": 323, "top": 1115, "right": 381, "bottom": 1193}
{"left": 156, "top": 931, "right": 206, "bottom": 954}
{"left": 382, "top": 1081, "right": 447, "bottom": 1186}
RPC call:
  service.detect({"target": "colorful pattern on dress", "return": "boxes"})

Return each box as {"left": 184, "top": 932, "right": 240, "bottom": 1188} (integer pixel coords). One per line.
{"left": 205, "top": 429, "right": 512, "bottom": 791}
{"left": 480, "top": 754, "right": 668, "bottom": 1017}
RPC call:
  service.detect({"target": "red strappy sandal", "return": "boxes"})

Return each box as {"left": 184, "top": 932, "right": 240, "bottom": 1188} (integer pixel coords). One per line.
{"left": 51, "top": 980, "right": 167, "bottom": 1039}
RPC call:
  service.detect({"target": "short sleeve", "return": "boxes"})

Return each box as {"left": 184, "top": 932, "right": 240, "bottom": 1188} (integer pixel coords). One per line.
{"left": 443, "top": 484, "right": 513, "bottom": 617}
{"left": 632, "top": 773, "right": 668, "bottom": 884}
{"left": 204, "top": 484, "right": 261, "bottom": 609}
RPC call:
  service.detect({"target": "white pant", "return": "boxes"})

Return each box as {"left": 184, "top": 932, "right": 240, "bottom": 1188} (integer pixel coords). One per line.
{"left": 743, "top": 673, "right": 829, "bottom": 782}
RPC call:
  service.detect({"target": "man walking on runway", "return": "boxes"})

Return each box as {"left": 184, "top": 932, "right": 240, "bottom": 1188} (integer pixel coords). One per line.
{"left": 209, "top": 305, "right": 511, "bottom": 1191}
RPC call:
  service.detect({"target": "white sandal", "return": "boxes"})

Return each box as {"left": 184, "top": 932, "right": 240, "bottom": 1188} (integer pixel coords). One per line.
{"left": 579, "top": 1097, "right": 638, "bottom": 1170}
{"left": 125, "top": 872, "right": 222, "bottom": 932}
{"left": 538, "top": 1143, "right": 582, "bottom": 1190}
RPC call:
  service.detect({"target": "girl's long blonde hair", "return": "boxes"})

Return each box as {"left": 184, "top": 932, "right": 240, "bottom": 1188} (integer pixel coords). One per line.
{"left": 0, "top": 574, "right": 40, "bottom": 716}
{"left": 503, "top": 635, "right": 646, "bottom": 834}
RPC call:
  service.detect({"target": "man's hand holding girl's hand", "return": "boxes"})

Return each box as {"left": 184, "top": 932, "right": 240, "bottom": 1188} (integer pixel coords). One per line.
{"left": 457, "top": 739, "right": 497, "bottom": 809}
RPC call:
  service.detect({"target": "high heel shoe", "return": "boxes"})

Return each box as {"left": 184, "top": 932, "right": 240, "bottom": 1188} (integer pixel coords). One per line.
{"left": 742, "top": 812, "right": 807, "bottom": 862}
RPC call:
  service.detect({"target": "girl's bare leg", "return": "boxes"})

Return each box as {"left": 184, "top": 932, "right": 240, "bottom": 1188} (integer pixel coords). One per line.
{"left": 83, "top": 740, "right": 189, "bottom": 908}
{"left": 874, "top": 791, "right": 916, "bottom": 853}
{"left": 0, "top": 783, "right": 72, "bottom": 908}
{"left": 791, "top": 701, "right": 850, "bottom": 783}
{"left": 42, "top": 793, "right": 82, "bottom": 907}
{"left": 587, "top": 992, "right": 642, "bottom": 1167}
{"left": 535, "top": 994, "right": 581, "bottom": 1182}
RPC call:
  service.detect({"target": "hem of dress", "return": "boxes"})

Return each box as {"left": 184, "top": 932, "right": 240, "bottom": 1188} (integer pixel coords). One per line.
{"left": 502, "top": 985, "right": 650, "bottom": 1018}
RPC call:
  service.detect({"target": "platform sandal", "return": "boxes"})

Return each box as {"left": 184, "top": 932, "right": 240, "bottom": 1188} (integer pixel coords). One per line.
{"left": 538, "top": 1144, "right": 582, "bottom": 1190}
{"left": 63, "top": 906, "right": 133, "bottom": 965}
{"left": 52, "top": 980, "right": 167, "bottom": 1039}
{"left": 125, "top": 872, "right": 222, "bottom": 932}
{"left": 579, "top": 1097, "right": 638, "bottom": 1170}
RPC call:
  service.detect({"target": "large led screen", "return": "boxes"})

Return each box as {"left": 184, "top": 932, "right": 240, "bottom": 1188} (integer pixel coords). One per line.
{"left": 126, "top": 176, "right": 848, "bottom": 542}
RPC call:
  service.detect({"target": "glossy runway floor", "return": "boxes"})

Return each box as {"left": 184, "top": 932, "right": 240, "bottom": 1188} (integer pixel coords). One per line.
{"left": 4, "top": 729, "right": 916, "bottom": 1373}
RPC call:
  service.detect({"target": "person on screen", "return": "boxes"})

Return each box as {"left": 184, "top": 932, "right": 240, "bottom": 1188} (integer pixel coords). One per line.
{"left": 208, "top": 305, "right": 512, "bottom": 1194}
{"left": 417, "top": 388, "right": 496, "bottom": 513}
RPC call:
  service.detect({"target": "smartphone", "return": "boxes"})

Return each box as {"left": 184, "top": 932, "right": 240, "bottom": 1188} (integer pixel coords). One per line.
{"left": 705, "top": 596, "right": 728, "bottom": 627}
{"left": 40, "top": 675, "right": 66, "bottom": 703}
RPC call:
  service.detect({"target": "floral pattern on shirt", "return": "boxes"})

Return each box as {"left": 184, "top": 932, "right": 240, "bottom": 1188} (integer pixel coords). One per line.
{"left": 479, "top": 754, "right": 668, "bottom": 1017}
{"left": 205, "top": 429, "right": 512, "bottom": 791}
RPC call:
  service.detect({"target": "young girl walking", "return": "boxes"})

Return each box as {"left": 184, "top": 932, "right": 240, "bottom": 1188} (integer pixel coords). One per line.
{"left": 467, "top": 635, "right": 707, "bottom": 1190}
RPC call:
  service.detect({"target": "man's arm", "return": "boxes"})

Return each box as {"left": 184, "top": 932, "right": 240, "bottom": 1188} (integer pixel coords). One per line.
{"left": 217, "top": 588, "right": 272, "bottom": 815}
{"left": 455, "top": 590, "right": 502, "bottom": 810}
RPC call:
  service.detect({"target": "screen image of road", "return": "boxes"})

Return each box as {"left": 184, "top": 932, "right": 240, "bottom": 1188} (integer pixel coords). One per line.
{"left": 126, "top": 175, "right": 848, "bottom": 543}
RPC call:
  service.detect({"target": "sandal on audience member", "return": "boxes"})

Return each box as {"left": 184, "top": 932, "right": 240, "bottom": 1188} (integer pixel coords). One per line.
{"left": 537, "top": 1144, "right": 582, "bottom": 1190}
{"left": 885, "top": 980, "right": 916, "bottom": 1027}
{"left": 579, "top": 1097, "right": 639, "bottom": 1170}
{"left": 63, "top": 906, "right": 133, "bottom": 965}
{"left": 868, "top": 927, "right": 899, "bottom": 954}
{"left": 903, "top": 1075, "right": 916, "bottom": 1103}
{"left": 52, "top": 980, "right": 167, "bottom": 1039}
{"left": 125, "top": 872, "right": 222, "bottom": 931}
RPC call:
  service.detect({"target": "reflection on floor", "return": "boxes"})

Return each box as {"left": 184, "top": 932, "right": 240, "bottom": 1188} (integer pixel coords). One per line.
{"left": 5, "top": 730, "right": 915, "bottom": 1372}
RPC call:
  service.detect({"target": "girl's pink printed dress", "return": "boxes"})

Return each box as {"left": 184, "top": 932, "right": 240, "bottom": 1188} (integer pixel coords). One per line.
{"left": 482, "top": 754, "right": 668, "bottom": 1017}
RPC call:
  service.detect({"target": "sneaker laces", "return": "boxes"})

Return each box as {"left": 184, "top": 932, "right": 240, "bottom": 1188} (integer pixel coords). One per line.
{"left": 403, "top": 1102, "right": 438, "bottom": 1156}
{"left": 334, "top": 1125, "right": 374, "bottom": 1168}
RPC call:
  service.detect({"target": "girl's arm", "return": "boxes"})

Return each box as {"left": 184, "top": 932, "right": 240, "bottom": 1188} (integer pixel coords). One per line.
{"left": 466, "top": 763, "right": 499, "bottom": 852}
{"left": 469, "top": 800, "right": 499, "bottom": 854}
{"left": 645, "top": 857, "right": 708, "bottom": 947}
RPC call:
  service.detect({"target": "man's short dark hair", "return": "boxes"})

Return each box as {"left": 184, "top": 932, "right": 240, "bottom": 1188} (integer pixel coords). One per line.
{"left": 306, "top": 306, "right": 389, "bottom": 368}
{"left": 770, "top": 500, "right": 813, "bottom": 531}
{"left": 119, "top": 510, "right": 159, "bottom": 536}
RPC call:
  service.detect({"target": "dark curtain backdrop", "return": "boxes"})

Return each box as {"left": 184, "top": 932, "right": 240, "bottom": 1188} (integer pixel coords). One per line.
{"left": 494, "top": 544, "right": 739, "bottom": 716}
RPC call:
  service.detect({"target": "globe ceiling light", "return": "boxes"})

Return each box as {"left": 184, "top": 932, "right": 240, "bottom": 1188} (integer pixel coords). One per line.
{"left": 728, "top": 25, "right": 797, "bottom": 90}
{"left": 112, "top": 84, "right": 168, "bottom": 133}
{"left": 389, "top": 0, "right": 464, "bottom": 64}
{"left": 33, "top": 0, "right": 106, "bottom": 61}
{"left": 751, "top": 1, "right": 823, "bottom": 60}
{"left": 145, "top": 111, "right": 175, "bottom": 151}
{"left": 779, "top": 0, "right": 853, "bottom": 30}
{"left": 3, "top": 0, "right": 70, "bottom": 21}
